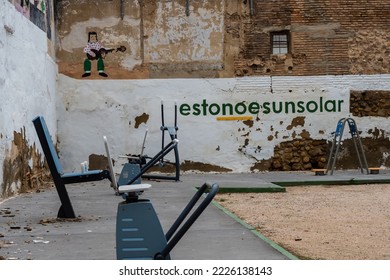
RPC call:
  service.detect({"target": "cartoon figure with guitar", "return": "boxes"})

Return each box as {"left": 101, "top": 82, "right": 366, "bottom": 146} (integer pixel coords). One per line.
{"left": 82, "top": 31, "right": 126, "bottom": 78}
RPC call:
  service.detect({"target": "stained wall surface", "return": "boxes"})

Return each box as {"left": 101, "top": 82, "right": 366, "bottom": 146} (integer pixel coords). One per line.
{"left": 56, "top": 1, "right": 390, "bottom": 78}
{"left": 2, "top": 0, "right": 390, "bottom": 200}
{"left": 56, "top": 74, "right": 390, "bottom": 175}
{"left": 56, "top": 0, "right": 225, "bottom": 79}
{"left": 0, "top": 0, "right": 57, "bottom": 200}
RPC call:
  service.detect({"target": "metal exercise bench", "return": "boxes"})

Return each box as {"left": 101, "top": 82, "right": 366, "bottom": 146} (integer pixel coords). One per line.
{"left": 103, "top": 136, "right": 179, "bottom": 195}
{"left": 123, "top": 101, "right": 180, "bottom": 182}
{"left": 33, "top": 116, "right": 219, "bottom": 259}
{"left": 115, "top": 182, "right": 219, "bottom": 259}
{"left": 104, "top": 136, "right": 219, "bottom": 259}
{"left": 32, "top": 116, "right": 111, "bottom": 218}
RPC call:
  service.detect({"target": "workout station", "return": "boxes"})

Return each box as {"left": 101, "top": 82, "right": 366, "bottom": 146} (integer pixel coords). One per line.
{"left": 32, "top": 114, "right": 219, "bottom": 260}
{"left": 313, "top": 117, "right": 379, "bottom": 176}
{"left": 119, "top": 101, "right": 180, "bottom": 183}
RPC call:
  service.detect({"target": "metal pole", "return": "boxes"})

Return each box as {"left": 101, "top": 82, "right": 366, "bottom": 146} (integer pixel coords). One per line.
{"left": 161, "top": 100, "right": 165, "bottom": 154}
{"left": 174, "top": 101, "right": 177, "bottom": 134}
{"left": 186, "top": 0, "right": 190, "bottom": 16}
{"left": 120, "top": 0, "right": 124, "bottom": 20}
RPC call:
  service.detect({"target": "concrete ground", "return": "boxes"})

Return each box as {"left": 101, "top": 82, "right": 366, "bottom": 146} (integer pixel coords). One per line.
{"left": 1, "top": 170, "right": 388, "bottom": 260}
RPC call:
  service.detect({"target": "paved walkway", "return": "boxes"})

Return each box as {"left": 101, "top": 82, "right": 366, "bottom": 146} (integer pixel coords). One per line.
{"left": 1, "top": 170, "right": 388, "bottom": 260}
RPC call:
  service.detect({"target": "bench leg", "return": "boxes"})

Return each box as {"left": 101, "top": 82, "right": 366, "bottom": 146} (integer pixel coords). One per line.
{"left": 55, "top": 185, "right": 76, "bottom": 218}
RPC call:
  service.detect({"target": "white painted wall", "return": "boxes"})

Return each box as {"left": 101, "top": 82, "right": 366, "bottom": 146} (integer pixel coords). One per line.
{"left": 56, "top": 74, "right": 390, "bottom": 174}
{"left": 0, "top": 0, "right": 58, "bottom": 197}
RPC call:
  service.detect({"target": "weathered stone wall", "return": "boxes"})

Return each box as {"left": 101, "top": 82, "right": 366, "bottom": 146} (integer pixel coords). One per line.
{"left": 270, "top": 139, "right": 328, "bottom": 171}
{"left": 265, "top": 90, "right": 390, "bottom": 171}
{"left": 350, "top": 91, "right": 390, "bottom": 117}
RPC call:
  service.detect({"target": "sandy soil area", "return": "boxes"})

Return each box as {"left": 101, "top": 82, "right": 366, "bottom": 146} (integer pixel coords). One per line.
{"left": 216, "top": 184, "right": 390, "bottom": 260}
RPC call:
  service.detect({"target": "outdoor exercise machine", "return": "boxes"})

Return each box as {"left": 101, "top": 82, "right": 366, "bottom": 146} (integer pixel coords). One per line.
{"left": 115, "top": 182, "right": 219, "bottom": 259}
{"left": 32, "top": 113, "right": 180, "bottom": 218}
{"left": 326, "top": 117, "right": 369, "bottom": 175}
{"left": 104, "top": 136, "right": 219, "bottom": 259}
{"left": 32, "top": 116, "right": 111, "bottom": 218}
{"left": 103, "top": 136, "right": 179, "bottom": 195}
{"left": 124, "top": 101, "right": 180, "bottom": 182}
{"left": 33, "top": 116, "right": 220, "bottom": 259}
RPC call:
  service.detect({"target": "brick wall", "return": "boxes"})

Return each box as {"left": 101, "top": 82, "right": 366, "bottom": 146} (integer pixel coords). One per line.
{"left": 234, "top": 0, "right": 390, "bottom": 76}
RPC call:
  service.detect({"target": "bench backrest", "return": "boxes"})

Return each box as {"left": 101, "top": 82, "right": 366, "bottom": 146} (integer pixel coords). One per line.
{"left": 33, "top": 115, "right": 77, "bottom": 218}
{"left": 32, "top": 116, "right": 63, "bottom": 175}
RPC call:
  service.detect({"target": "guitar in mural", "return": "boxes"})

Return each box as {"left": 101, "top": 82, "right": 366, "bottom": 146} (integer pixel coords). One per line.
{"left": 86, "top": 46, "right": 127, "bottom": 61}
{"left": 82, "top": 31, "right": 126, "bottom": 78}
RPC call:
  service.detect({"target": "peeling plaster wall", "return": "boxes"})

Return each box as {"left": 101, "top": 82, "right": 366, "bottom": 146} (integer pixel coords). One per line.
{"left": 57, "top": 74, "right": 390, "bottom": 174}
{"left": 56, "top": 0, "right": 390, "bottom": 79}
{"left": 56, "top": 0, "right": 225, "bottom": 79}
{"left": 0, "top": 0, "right": 58, "bottom": 200}
{"left": 143, "top": 1, "right": 224, "bottom": 70}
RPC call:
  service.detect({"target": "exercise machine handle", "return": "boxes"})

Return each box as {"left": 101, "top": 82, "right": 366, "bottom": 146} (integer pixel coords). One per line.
{"left": 154, "top": 182, "right": 219, "bottom": 259}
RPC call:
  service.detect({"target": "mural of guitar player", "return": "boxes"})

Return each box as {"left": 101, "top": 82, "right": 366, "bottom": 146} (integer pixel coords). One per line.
{"left": 82, "top": 31, "right": 126, "bottom": 78}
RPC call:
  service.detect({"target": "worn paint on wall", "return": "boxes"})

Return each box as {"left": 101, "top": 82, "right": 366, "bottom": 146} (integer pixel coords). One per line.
{"left": 181, "top": 160, "right": 232, "bottom": 173}
{"left": 134, "top": 113, "right": 149, "bottom": 128}
{"left": 0, "top": 1, "right": 58, "bottom": 200}
{"left": 329, "top": 137, "right": 390, "bottom": 170}
{"left": 56, "top": 74, "right": 390, "bottom": 174}
{"left": 1, "top": 128, "right": 50, "bottom": 199}
{"left": 4, "top": 0, "right": 390, "bottom": 204}
{"left": 55, "top": 1, "right": 390, "bottom": 79}
{"left": 56, "top": 0, "right": 225, "bottom": 79}
{"left": 88, "top": 154, "right": 110, "bottom": 171}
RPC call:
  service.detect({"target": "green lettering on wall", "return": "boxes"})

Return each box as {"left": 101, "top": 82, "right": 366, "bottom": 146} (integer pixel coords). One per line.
{"left": 263, "top": 102, "right": 271, "bottom": 114}
{"left": 180, "top": 104, "right": 191, "bottom": 116}
{"left": 193, "top": 103, "right": 201, "bottom": 115}
{"left": 306, "top": 101, "right": 318, "bottom": 113}
{"left": 235, "top": 102, "right": 247, "bottom": 115}
{"left": 248, "top": 102, "right": 260, "bottom": 114}
{"left": 222, "top": 103, "right": 234, "bottom": 115}
{"left": 285, "top": 101, "right": 296, "bottom": 114}
{"left": 178, "top": 97, "right": 346, "bottom": 117}
{"left": 209, "top": 103, "right": 221, "bottom": 115}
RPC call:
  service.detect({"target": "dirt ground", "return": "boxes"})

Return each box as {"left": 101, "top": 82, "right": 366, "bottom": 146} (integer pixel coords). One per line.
{"left": 216, "top": 184, "right": 390, "bottom": 260}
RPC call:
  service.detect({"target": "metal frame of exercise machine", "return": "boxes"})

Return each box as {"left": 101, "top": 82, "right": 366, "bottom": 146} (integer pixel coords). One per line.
{"left": 104, "top": 136, "right": 219, "bottom": 259}
{"left": 125, "top": 101, "right": 180, "bottom": 182}
{"left": 33, "top": 116, "right": 220, "bottom": 259}
{"left": 104, "top": 136, "right": 179, "bottom": 194}
{"left": 115, "top": 182, "right": 219, "bottom": 259}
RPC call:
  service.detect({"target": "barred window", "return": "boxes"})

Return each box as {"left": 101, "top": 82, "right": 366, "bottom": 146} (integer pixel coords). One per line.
{"left": 271, "top": 31, "right": 289, "bottom": 54}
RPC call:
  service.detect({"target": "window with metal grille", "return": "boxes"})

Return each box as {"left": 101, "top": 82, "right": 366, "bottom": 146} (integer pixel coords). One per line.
{"left": 271, "top": 31, "right": 289, "bottom": 54}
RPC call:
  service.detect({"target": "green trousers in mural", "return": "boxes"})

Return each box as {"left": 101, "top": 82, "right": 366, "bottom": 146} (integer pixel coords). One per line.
{"left": 84, "top": 58, "right": 104, "bottom": 73}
